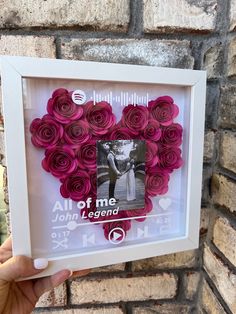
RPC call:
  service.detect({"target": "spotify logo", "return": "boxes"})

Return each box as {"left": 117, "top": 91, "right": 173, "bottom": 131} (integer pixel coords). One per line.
{"left": 72, "top": 89, "right": 87, "bottom": 105}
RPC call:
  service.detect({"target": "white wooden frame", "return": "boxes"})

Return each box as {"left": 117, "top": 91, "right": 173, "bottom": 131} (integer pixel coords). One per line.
{"left": 0, "top": 56, "right": 206, "bottom": 279}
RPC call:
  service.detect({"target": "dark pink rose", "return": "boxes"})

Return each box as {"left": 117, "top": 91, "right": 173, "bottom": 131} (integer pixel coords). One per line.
{"left": 103, "top": 219, "right": 131, "bottom": 240}
{"left": 158, "top": 146, "right": 183, "bottom": 172}
{"left": 146, "top": 167, "right": 170, "bottom": 196}
{"left": 84, "top": 101, "right": 116, "bottom": 135}
{"left": 30, "top": 114, "right": 63, "bottom": 148}
{"left": 142, "top": 119, "right": 161, "bottom": 141}
{"left": 64, "top": 120, "right": 91, "bottom": 146}
{"left": 148, "top": 96, "right": 179, "bottom": 126}
{"left": 146, "top": 141, "right": 159, "bottom": 168}
{"left": 124, "top": 196, "right": 153, "bottom": 222}
{"left": 109, "top": 125, "right": 138, "bottom": 140}
{"left": 121, "top": 104, "right": 149, "bottom": 131}
{"left": 160, "top": 123, "right": 183, "bottom": 147}
{"left": 60, "top": 170, "right": 91, "bottom": 201}
{"left": 47, "top": 88, "right": 83, "bottom": 124}
{"left": 42, "top": 146, "right": 77, "bottom": 179}
{"left": 89, "top": 171, "right": 97, "bottom": 196}
{"left": 77, "top": 141, "right": 96, "bottom": 170}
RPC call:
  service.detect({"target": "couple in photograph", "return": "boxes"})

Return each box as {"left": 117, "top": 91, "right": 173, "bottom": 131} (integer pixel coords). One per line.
{"left": 107, "top": 143, "right": 136, "bottom": 202}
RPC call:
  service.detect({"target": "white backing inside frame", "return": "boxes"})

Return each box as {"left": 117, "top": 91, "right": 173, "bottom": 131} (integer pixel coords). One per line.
{"left": 0, "top": 56, "right": 206, "bottom": 279}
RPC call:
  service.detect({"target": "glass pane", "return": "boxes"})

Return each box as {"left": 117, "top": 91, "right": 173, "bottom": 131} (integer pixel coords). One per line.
{"left": 22, "top": 78, "right": 190, "bottom": 259}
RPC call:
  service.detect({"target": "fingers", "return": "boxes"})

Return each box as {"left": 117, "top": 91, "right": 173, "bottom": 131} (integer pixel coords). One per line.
{"left": 0, "top": 249, "right": 12, "bottom": 264}
{"left": 0, "top": 236, "right": 12, "bottom": 250}
{"left": 0, "top": 256, "right": 48, "bottom": 281}
{"left": 33, "top": 269, "right": 71, "bottom": 298}
{"left": 0, "top": 237, "right": 12, "bottom": 264}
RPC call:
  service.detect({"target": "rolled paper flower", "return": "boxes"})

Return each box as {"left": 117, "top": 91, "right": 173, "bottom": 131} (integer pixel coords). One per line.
{"left": 30, "top": 114, "right": 63, "bottom": 149}
{"left": 47, "top": 88, "right": 83, "bottom": 124}
{"left": 64, "top": 119, "right": 91, "bottom": 146}
{"left": 142, "top": 119, "right": 161, "bottom": 141}
{"left": 148, "top": 96, "right": 179, "bottom": 126}
{"left": 124, "top": 196, "right": 153, "bottom": 222}
{"left": 89, "top": 170, "right": 97, "bottom": 196}
{"left": 146, "top": 141, "right": 159, "bottom": 168}
{"left": 109, "top": 125, "right": 139, "bottom": 140}
{"left": 84, "top": 101, "right": 116, "bottom": 135}
{"left": 42, "top": 146, "right": 78, "bottom": 179}
{"left": 77, "top": 141, "right": 97, "bottom": 170}
{"left": 60, "top": 170, "right": 91, "bottom": 201}
{"left": 103, "top": 219, "right": 132, "bottom": 240}
{"left": 160, "top": 123, "right": 183, "bottom": 147}
{"left": 158, "top": 146, "right": 183, "bottom": 173}
{"left": 146, "top": 167, "right": 170, "bottom": 197}
{"left": 121, "top": 104, "right": 149, "bottom": 132}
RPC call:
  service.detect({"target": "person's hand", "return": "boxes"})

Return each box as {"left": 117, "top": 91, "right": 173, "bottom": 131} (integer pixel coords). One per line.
{"left": 0, "top": 237, "right": 90, "bottom": 314}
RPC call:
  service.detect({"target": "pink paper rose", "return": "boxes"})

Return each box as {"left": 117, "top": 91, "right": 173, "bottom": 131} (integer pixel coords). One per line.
{"left": 146, "top": 167, "right": 170, "bottom": 196}
{"left": 142, "top": 119, "right": 161, "bottom": 141}
{"left": 47, "top": 88, "right": 83, "bottom": 124}
{"left": 158, "top": 146, "right": 183, "bottom": 172}
{"left": 77, "top": 141, "right": 97, "bottom": 170}
{"left": 30, "top": 114, "right": 63, "bottom": 149}
{"left": 109, "top": 125, "right": 138, "bottom": 140}
{"left": 160, "top": 123, "right": 183, "bottom": 147}
{"left": 60, "top": 170, "right": 91, "bottom": 201}
{"left": 121, "top": 104, "right": 149, "bottom": 131}
{"left": 125, "top": 196, "right": 153, "bottom": 222}
{"left": 42, "top": 146, "right": 77, "bottom": 179}
{"left": 84, "top": 101, "right": 116, "bottom": 135}
{"left": 64, "top": 120, "right": 91, "bottom": 146}
{"left": 148, "top": 96, "right": 179, "bottom": 126}
{"left": 146, "top": 141, "right": 159, "bottom": 168}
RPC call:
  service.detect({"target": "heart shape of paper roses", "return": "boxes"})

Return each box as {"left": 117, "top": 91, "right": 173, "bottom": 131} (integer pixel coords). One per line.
{"left": 30, "top": 88, "right": 183, "bottom": 241}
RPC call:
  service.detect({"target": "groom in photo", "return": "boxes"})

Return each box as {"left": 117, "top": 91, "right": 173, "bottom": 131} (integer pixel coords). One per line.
{"left": 107, "top": 143, "right": 121, "bottom": 202}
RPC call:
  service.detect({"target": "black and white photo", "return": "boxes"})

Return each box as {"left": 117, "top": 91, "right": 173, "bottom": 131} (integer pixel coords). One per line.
{"left": 97, "top": 140, "right": 146, "bottom": 211}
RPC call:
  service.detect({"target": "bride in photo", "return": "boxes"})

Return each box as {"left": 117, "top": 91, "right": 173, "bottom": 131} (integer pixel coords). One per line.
{"left": 126, "top": 157, "right": 136, "bottom": 201}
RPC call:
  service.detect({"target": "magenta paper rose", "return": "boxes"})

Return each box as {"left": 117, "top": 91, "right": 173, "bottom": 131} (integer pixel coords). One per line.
{"left": 148, "top": 96, "right": 179, "bottom": 126}
{"left": 64, "top": 120, "right": 91, "bottom": 146}
{"left": 42, "top": 146, "right": 78, "bottom": 179}
{"left": 103, "top": 219, "right": 132, "bottom": 240}
{"left": 84, "top": 101, "right": 116, "bottom": 135}
{"left": 121, "top": 104, "right": 149, "bottom": 131}
{"left": 146, "top": 141, "right": 159, "bottom": 168}
{"left": 60, "top": 170, "right": 91, "bottom": 201}
{"left": 77, "top": 141, "right": 97, "bottom": 170}
{"left": 47, "top": 88, "right": 83, "bottom": 124}
{"left": 30, "top": 114, "right": 63, "bottom": 149}
{"left": 142, "top": 119, "right": 161, "bottom": 141}
{"left": 160, "top": 123, "right": 183, "bottom": 147}
{"left": 146, "top": 167, "right": 170, "bottom": 197}
{"left": 109, "top": 125, "right": 139, "bottom": 140}
{"left": 158, "top": 146, "right": 183, "bottom": 173}
{"left": 125, "top": 196, "right": 153, "bottom": 222}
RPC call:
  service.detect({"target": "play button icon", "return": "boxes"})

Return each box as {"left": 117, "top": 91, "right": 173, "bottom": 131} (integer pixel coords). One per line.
{"left": 108, "top": 227, "right": 125, "bottom": 244}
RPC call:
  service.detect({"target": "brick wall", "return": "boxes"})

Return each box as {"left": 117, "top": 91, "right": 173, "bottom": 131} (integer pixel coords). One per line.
{"left": 0, "top": 0, "right": 235, "bottom": 313}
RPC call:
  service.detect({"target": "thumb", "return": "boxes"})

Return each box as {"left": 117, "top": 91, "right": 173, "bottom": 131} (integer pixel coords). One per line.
{"left": 0, "top": 255, "right": 48, "bottom": 281}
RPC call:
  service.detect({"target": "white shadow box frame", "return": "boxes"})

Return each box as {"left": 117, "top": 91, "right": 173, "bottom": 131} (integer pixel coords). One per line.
{"left": 0, "top": 56, "right": 206, "bottom": 279}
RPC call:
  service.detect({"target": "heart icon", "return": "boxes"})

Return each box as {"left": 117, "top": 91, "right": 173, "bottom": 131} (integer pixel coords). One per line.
{"left": 159, "top": 198, "right": 172, "bottom": 210}
{"left": 29, "top": 88, "right": 183, "bottom": 241}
